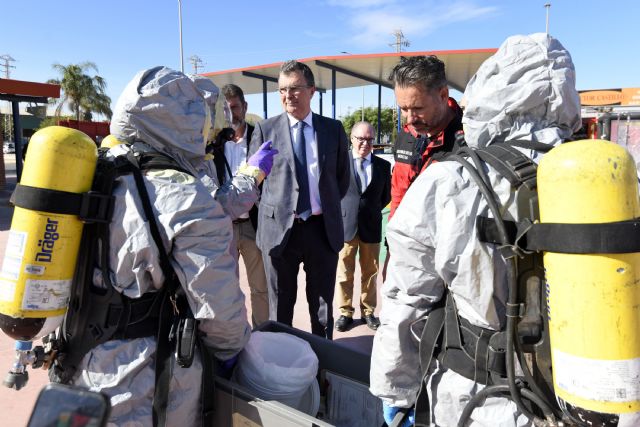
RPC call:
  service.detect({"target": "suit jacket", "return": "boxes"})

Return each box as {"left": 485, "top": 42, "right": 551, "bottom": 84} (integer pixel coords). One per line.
{"left": 212, "top": 124, "right": 259, "bottom": 230}
{"left": 249, "top": 112, "right": 350, "bottom": 256}
{"left": 342, "top": 153, "right": 391, "bottom": 243}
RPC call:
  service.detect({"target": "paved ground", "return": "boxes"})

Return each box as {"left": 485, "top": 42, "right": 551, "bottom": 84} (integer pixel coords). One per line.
{"left": 0, "top": 154, "right": 382, "bottom": 426}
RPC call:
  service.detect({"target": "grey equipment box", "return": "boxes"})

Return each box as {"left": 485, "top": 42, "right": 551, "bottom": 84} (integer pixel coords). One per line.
{"left": 212, "top": 321, "right": 384, "bottom": 426}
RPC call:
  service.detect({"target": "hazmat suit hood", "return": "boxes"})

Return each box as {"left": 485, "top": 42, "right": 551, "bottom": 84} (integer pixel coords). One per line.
{"left": 462, "top": 33, "right": 581, "bottom": 153}
{"left": 110, "top": 66, "right": 218, "bottom": 175}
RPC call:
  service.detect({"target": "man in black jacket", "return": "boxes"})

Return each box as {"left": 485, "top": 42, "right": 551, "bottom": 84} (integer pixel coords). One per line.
{"left": 213, "top": 84, "right": 269, "bottom": 327}
{"left": 335, "top": 121, "right": 391, "bottom": 331}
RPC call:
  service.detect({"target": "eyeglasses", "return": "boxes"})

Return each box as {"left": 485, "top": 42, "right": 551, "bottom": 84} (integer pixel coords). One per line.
{"left": 278, "top": 85, "right": 310, "bottom": 95}
{"left": 352, "top": 136, "right": 374, "bottom": 144}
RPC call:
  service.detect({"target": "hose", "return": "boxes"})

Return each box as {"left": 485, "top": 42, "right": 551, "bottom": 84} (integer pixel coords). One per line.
{"left": 456, "top": 384, "right": 553, "bottom": 427}
{"left": 450, "top": 148, "right": 554, "bottom": 423}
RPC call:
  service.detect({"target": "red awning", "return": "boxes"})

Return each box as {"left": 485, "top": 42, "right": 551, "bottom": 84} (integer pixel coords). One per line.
{"left": 0, "top": 78, "right": 60, "bottom": 99}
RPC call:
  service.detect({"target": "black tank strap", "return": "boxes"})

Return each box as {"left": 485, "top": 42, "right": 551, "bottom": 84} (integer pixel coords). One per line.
{"left": 469, "top": 142, "right": 640, "bottom": 254}
{"left": 12, "top": 184, "right": 113, "bottom": 223}
{"left": 137, "top": 152, "right": 192, "bottom": 176}
{"left": 526, "top": 220, "right": 640, "bottom": 253}
{"left": 507, "top": 139, "right": 554, "bottom": 153}
{"left": 477, "top": 216, "right": 640, "bottom": 254}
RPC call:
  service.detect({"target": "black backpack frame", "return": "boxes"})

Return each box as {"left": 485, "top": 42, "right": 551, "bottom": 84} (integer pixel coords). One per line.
{"left": 12, "top": 146, "right": 216, "bottom": 427}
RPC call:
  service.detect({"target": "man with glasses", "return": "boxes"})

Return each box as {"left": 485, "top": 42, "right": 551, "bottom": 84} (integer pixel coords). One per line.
{"left": 249, "top": 60, "right": 350, "bottom": 339}
{"left": 335, "top": 121, "right": 391, "bottom": 332}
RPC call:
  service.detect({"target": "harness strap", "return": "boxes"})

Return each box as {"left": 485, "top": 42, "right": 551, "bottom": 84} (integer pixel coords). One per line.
{"left": 526, "top": 220, "right": 640, "bottom": 253}
{"left": 12, "top": 184, "right": 113, "bottom": 223}
{"left": 51, "top": 149, "right": 213, "bottom": 426}
{"left": 125, "top": 153, "right": 176, "bottom": 427}
{"left": 199, "top": 338, "right": 215, "bottom": 426}
{"left": 474, "top": 329, "right": 491, "bottom": 385}
{"left": 414, "top": 291, "right": 510, "bottom": 427}
{"left": 474, "top": 144, "right": 537, "bottom": 190}
{"left": 414, "top": 301, "right": 446, "bottom": 426}
{"left": 113, "top": 291, "right": 164, "bottom": 340}
{"left": 478, "top": 216, "right": 640, "bottom": 254}
{"left": 125, "top": 152, "right": 214, "bottom": 427}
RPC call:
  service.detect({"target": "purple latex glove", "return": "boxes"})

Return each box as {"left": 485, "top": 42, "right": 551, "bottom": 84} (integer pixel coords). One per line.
{"left": 217, "top": 354, "right": 239, "bottom": 379}
{"left": 247, "top": 140, "right": 278, "bottom": 176}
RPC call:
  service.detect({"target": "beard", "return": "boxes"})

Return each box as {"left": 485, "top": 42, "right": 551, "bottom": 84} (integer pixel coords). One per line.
{"left": 230, "top": 117, "right": 245, "bottom": 131}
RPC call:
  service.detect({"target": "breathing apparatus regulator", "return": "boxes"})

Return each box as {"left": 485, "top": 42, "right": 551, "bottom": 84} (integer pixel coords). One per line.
{"left": 446, "top": 138, "right": 640, "bottom": 427}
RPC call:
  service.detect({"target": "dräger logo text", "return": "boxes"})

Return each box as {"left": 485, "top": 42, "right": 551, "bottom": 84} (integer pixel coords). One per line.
{"left": 35, "top": 218, "right": 59, "bottom": 263}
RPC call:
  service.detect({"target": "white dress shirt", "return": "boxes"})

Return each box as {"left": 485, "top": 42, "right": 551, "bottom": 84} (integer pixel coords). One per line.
{"left": 224, "top": 125, "right": 250, "bottom": 219}
{"left": 288, "top": 112, "right": 321, "bottom": 215}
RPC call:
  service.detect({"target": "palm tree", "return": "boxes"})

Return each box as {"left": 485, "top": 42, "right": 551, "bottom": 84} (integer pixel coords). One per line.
{"left": 48, "top": 62, "right": 112, "bottom": 121}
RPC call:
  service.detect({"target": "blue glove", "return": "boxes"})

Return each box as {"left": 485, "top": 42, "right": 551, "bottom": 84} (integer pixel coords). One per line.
{"left": 383, "top": 402, "right": 415, "bottom": 427}
{"left": 247, "top": 140, "right": 278, "bottom": 176}
{"left": 217, "top": 354, "right": 239, "bottom": 379}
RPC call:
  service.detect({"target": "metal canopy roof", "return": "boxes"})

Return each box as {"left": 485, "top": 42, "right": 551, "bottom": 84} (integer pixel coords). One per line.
{"left": 0, "top": 78, "right": 60, "bottom": 181}
{"left": 0, "top": 78, "right": 60, "bottom": 103}
{"left": 202, "top": 48, "right": 497, "bottom": 94}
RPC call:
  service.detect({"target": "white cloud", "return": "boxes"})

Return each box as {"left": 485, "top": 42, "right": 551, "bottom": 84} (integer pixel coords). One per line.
{"left": 329, "top": 1, "right": 497, "bottom": 49}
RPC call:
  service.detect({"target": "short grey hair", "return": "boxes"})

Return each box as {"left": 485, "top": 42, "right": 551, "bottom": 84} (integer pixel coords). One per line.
{"left": 350, "top": 121, "right": 374, "bottom": 138}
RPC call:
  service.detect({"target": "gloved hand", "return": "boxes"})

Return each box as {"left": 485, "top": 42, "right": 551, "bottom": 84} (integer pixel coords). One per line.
{"left": 383, "top": 402, "right": 415, "bottom": 427}
{"left": 217, "top": 354, "right": 239, "bottom": 380}
{"left": 247, "top": 140, "right": 278, "bottom": 176}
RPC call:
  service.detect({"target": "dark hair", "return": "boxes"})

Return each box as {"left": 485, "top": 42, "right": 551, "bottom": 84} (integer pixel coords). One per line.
{"left": 280, "top": 60, "right": 315, "bottom": 87}
{"left": 221, "top": 84, "right": 246, "bottom": 104}
{"left": 388, "top": 55, "right": 447, "bottom": 91}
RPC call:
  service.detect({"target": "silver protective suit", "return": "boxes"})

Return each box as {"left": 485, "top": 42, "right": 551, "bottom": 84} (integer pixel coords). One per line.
{"left": 370, "top": 34, "right": 581, "bottom": 426}
{"left": 71, "top": 67, "right": 253, "bottom": 426}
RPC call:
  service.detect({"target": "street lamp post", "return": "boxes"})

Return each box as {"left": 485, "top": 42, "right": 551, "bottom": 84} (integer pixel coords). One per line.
{"left": 178, "top": 0, "right": 184, "bottom": 73}
{"left": 545, "top": 3, "right": 551, "bottom": 34}
{"left": 361, "top": 86, "right": 365, "bottom": 121}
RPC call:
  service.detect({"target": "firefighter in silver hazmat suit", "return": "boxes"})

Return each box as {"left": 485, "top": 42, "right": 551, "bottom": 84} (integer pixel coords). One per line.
{"left": 370, "top": 34, "right": 582, "bottom": 426}
{"left": 70, "top": 66, "right": 275, "bottom": 426}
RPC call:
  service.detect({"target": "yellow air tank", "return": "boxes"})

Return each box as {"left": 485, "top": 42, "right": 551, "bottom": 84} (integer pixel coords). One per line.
{"left": 537, "top": 139, "right": 640, "bottom": 418}
{"left": 0, "top": 126, "right": 97, "bottom": 341}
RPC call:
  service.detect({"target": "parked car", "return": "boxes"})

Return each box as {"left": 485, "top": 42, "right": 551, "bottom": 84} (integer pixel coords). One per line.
{"left": 3, "top": 142, "right": 15, "bottom": 154}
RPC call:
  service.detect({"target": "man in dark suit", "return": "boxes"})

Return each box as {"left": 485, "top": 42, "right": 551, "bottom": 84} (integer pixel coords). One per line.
{"left": 249, "top": 60, "right": 350, "bottom": 339}
{"left": 212, "top": 84, "right": 269, "bottom": 327}
{"left": 335, "top": 121, "right": 391, "bottom": 332}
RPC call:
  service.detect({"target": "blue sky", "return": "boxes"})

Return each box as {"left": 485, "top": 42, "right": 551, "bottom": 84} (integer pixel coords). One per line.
{"left": 2, "top": 0, "right": 639, "bottom": 120}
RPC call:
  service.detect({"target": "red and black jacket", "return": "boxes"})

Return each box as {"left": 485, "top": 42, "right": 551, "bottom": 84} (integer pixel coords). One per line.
{"left": 389, "top": 98, "right": 463, "bottom": 218}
